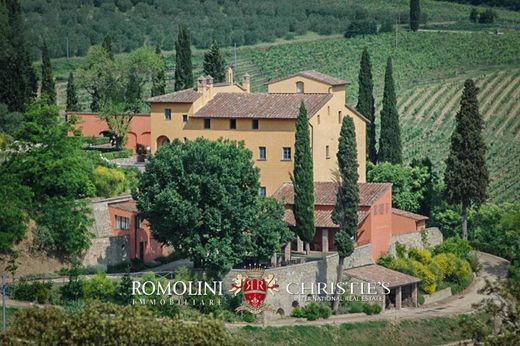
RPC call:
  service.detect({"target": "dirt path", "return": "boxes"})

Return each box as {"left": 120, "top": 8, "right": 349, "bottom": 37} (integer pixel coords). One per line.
{"left": 227, "top": 252, "right": 509, "bottom": 329}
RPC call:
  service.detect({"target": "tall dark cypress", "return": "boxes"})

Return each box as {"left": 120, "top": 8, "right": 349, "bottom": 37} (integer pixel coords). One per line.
{"left": 292, "top": 101, "right": 315, "bottom": 254}
{"left": 356, "top": 48, "right": 376, "bottom": 164}
{"left": 378, "top": 57, "right": 402, "bottom": 164}
{"left": 66, "top": 72, "right": 79, "bottom": 112}
{"left": 203, "top": 42, "right": 226, "bottom": 83}
{"left": 410, "top": 0, "right": 421, "bottom": 32}
{"left": 151, "top": 46, "right": 166, "bottom": 97}
{"left": 331, "top": 115, "right": 359, "bottom": 313}
{"left": 174, "top": 25, "right": 193, "bottom": 91}
{"left": 40, "top": 41, "right": 56, "bottom": 104}
{"left": 125, "top": 68, "right": 142, "bottom": 113}
{"left": 444, "top": 79, "right": 488, "bottom": 240}
{"left": 0, "top": 0, "right": 37, "bottom": 112}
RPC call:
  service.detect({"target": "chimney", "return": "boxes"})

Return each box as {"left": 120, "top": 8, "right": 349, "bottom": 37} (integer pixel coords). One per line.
{"left": 226, "top": 65, "right": 234, "bottom": 85}
{"left": 206, "top": 75, "right": 214, "bottom": 99}
{"left": 241, "top": 73, "right": 250, "bottom": 93}
{"left": 197, "top": 75, "right": 207, "bottom": 102}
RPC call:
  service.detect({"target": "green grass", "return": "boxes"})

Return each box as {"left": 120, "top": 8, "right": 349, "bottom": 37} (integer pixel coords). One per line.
{"left": 232, "top": 316, "right": 467, "bottom": 346}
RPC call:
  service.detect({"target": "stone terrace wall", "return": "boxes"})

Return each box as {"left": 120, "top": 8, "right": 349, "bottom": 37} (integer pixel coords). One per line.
{"left": 388, "top": 227, "right": 443, "bottom": 256}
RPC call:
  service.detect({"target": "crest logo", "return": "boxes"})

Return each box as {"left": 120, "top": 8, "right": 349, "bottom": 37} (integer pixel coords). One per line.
{"left": 229, "top": 267, "right": 279, "bottom": 314}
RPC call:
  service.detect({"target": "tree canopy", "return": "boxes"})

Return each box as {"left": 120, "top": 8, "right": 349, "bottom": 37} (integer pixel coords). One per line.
{"left": 174, "top": 25, "right": 193, "bottom": 91}
{"left": 203, "top": 42, "right": 226, "bottom": 83}
{"left": 135, "top": 138, "right": 290, "bottom": 277}
{"left": 356, "top": 48, "right": 376, "bottom": 164}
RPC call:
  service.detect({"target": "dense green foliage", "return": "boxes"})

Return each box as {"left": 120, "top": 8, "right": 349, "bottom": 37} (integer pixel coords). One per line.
{"left": 65, "top": 72, "right": 79, "bottom": 112}
{"left": 378, "top": 57, "right": 402, "bottom": 164}
{"left": 410, "top": 0, "right": 421, "bottom": 31}
{"left": 203, "top": 42, "right": 226, "bottom": 83}
{"left": 174, "top": 25, "right": 193, "bottom": 91}
{"left": 291, "top": 302, "right": 331, "bottom": 321}
{"left": 135, "top": 138, "right": 290, "bottom": 277}
{"left": 150, "top": 47, "right": 166, "bottom": 97}
{"left": 340, "top": 300, "right": 382, "bottom": 315}
{"left": 0, "top": 303, "right": 233, "bottom": 345}
{"left": 40, "top": 41, "right": 56, "bottom": 104}
{"left": 0, "top": 0, "right": 37, "bottom": 112}
{"left": 439, "top": 0, "right": 519, "bottom": 11}
{"left": 444, "top": 79, "right": 488, "bottom": 239}
{"left": 356, "top": 48, "right": 377, "bottom": 164}
{"left": 292, "top": 102, "right": 315, "bottom": 250}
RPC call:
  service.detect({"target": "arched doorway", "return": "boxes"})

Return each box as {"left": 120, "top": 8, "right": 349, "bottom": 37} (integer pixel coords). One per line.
{"left": 156, "top": 135, "right": 170, "bottom": 149}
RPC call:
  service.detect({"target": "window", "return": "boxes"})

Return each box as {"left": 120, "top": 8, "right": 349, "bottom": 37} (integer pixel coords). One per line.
{"left": 204, "top": 118, "right": 211, "bottom": 129}
{"left": 230, "top": 119, "right": 237, "bottom": 129}
{"left": 259, "top": 187, "right": 266, "bottom": 197}
{"left": 164, "top": 108, "right": 172, "bottom": 121}
{"left": 252, "top": 119, "right": 259, "bottom": 130}
{"left": 296, "top": 81, "right": 304, "bottom": 93}
{"left": 282, "top": 147, "right": 291, "bottom": 161}
{"left": 327, "top": 106, "right": 330, "bottom": 115}
{"left": 326, "top": 145, "right": 330, "bottom": 159}
{"left": 317, "top": 114, "right": 320, "bottom": 124}
{"left": 115, "top": 215, "right": 129, "bottom": 230}
{"left": 182, "top": 114, "right": 188, "bottom": 123}
{"left": 259, "top": 146, "right": 266, "bottom": 160}
{"left": 338, "top": 111, "right": 342, "bottom": 123}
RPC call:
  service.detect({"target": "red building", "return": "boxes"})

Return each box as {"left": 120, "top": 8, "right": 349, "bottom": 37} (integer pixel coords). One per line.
{"left": 273, "top": 182, "right": 427, "bottom": 261}
{"left": 69, "top": 112, "right": 151, "bottom": 152}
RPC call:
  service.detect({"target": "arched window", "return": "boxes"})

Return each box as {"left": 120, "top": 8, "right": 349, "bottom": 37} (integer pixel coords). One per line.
{"left": 296, "top": 81, "right": 304, "bottom": 93}
{"left": 156, "top": 136, "right": 170, "bottom": 149}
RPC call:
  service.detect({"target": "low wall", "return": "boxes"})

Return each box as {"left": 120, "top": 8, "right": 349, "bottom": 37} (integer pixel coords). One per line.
{"left": 81, "top": 235, "right": 129, "bottom": 267}
{"left": 423, "top": 287, "right": 452, "bottom": 305}
{"left": 388, "top": 227, "right": 443, "bottom": 256}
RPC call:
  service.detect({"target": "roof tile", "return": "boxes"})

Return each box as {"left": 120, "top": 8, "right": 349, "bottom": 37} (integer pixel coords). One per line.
{"left": 147, "top": 89, "right": 202, "bottom": 103}
{"left": 344, "top": 264, "right": 421, "bottom": 288}
{"left": 268, "top": 70, "right": 348, "bottom": 86}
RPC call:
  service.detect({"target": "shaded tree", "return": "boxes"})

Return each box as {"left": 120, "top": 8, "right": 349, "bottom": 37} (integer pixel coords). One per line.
{"left": 444, "top": 79, "right": 488, "bottom": 240}
{"left": 203, "top": 42, "right": 226, "bottom": 83}
{"left": 469, "top": 8, "right": 479, "bottom": 23}
{"left": 151, "top": 46, "right": 166, "bottom": 97}
{"left": 292, "top": 102, "right": 315, "bottom": 254}
{"left": 378, "top": 57, "right": 402, "bottom": 164}
{"left": 410, "top": 0, "right": 421, "bottom": 32}
{"left": 40, "top": 41, "right": 56, "bottom": 104}
{"left": 102, "top": 35, "right": 114, "bottom": 60}
{"left": 174, "top": 25, "right": 193, "bottom": 91}
{"left": 331, "top": 116, "right": 359, "bottom": 313}
{"left": 356, "top": 48, "right": 376, "bottom": 164}
{"left": 66, "top": 72, "right": 79, "bottom": 112}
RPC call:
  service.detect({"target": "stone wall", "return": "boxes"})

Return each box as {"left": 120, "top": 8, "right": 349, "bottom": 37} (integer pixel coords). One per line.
{"left": 388, "top": 227, "right": 443, "bottom": 256}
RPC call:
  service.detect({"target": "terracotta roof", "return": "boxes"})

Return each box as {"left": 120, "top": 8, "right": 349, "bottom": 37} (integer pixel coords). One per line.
{"left": 147, "top": 89, "right": 202, "bottom": 103}
{"left": 284, "top": 208, "right": 369, "bottom": 228}
{"left": 268, "top": 70, "right": 348, "bottom": 86}
{"left": 392, "top": 208, "right": 428, "bottom": 221}
{"left": 273, "top": 182, "right": 391, "bottom": 207}
{"left": 344, "top": 264, "right": 421, "bottom": 288}
{"left": 109, "top": 200, "right": 138, "bottom": 213}
{"left": 192, "top": 93, "right": 332, "bottom": 119}
{"left": 67, "top": 112, "right": 150, "bottom": 117}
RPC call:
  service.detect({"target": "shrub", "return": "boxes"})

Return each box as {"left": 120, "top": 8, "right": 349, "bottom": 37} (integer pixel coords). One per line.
{"left": 434, "top": 237, "right": 473, "bottom": 262}
{"left": 12, "top": 280, "right": 52, "bottom": 304}
{"left": 363, "top": 303, "right": 382, "bottom": 315}
{"left": 101, "top": 149, "right": 132, "bottom": 160}
{"left": 92, "top": 165, "right": 126, "bottom": 197}
{"left": 242, "top": 311, "right": 257, "bottom": 323}
{"left": 83, "top": 273, "right": 117, "bottom": 301}
{"left": 409, "top": 248, "right": 432, "bottom": 263}
{"left": 291, "top": 302, "right": 331, "bottom": 320}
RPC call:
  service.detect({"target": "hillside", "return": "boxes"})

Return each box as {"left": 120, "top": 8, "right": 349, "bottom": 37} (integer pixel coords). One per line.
{"left": 22, "top": 0, "right": 520, "bottom": 59}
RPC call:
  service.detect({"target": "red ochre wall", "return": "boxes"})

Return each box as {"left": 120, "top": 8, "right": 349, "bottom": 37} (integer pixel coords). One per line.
{"left": 392, "top": 214, "right": 426, "bottom": 235}
{"left": 69, "top": 112, "right": 151, "bottom": 152}
{"left": 362, "top": 188, "right": 393, "bottom": 261}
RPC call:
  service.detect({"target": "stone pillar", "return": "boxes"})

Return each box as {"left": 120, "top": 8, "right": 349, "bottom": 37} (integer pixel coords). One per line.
{"left": 412, "top": 283, "right": 418, "bottom": 307}
{"left": 395, "top": 286, "right": 402, "bottom": 310}
{"left": 322, "top": 229, "right": 329, "bottom": 253}
{"left": 271, "top": 254, "right": 277, "bottom": 267}
{"left": 284, "top": 243, "right": 291, "bottom": 262}
{"left": 297, "top": 236, "right": 304, "bottom": 253}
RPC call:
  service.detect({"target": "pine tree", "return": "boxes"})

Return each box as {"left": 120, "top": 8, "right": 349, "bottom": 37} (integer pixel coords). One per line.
{"left": 410, "top": 0, "right": 421, "bottom": 32}
{"left": 40, "top": 41, "right": 56, "bottom": 104}
{"left": 444, "top": 79, "right": 488, "bottom": 240}
{"left": 203, "top": 42, "right": 226, "bottom": 83}
{"left": 66, "top": 72, "right": 79, "bottom": 112}
{"left": 0, "top": 0, "right": 37, "bottom": 112}
{"left": 174, "top": 25, "right": 193, "bottom": 91}
{"left": 378, "top": 57, "right": 402, "bottom": 164}
{"left": 356, "top": 48, "right": 376, "bottom": 164}
{"left": 292, "top": 102, "right": 315, "bottom": 254}
{"left": 331, "top": 115, "right": 359, "bottom": 313}
{"left": 151, "top": 46, "right": 166, "bottom": 97}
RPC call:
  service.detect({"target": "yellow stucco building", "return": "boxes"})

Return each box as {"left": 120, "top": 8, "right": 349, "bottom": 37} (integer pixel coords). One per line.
{"left": 148, "top": 68, "right": 368, "bottom": 196}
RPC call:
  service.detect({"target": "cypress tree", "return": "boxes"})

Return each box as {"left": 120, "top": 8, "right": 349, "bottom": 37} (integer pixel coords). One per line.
{"left": 174, "top": 25, "right": 193, "bottom": 91}
{"left": 125, "top": 68, "right": 142, "bottom": 113}
{"left": 203, "top": 42, "right": 226, "bottom": 83}
{"left": 444, "top": 79, "right": 488, "bottom": 240}
{"left": 151, "top": 46, "right": 166, "bottom": 97}
{"left": 410, "top": 0, "right": 421, "bottom": 32}
{"left": 292, "top": 102, "right": 315, "bottom": 254}
{"left": 102, "top": 35, "right": 114, "bottom": 60}
{"left": 66, "top": 72, "right": 79, "bottom": 112}
{"left": 378, "top": 57, "right": 402, "bottom": 164}
{"left": 356, "top": 48, "right": 376, "bottom": 164}
{"left": 40, "top": 41, "right": 56, "bottom": 104}
{"left": 331, "top": 115, "right": 359, "bottom": 313}
{"left": 0, "top": 0, "right": 37, "bottom": 112}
